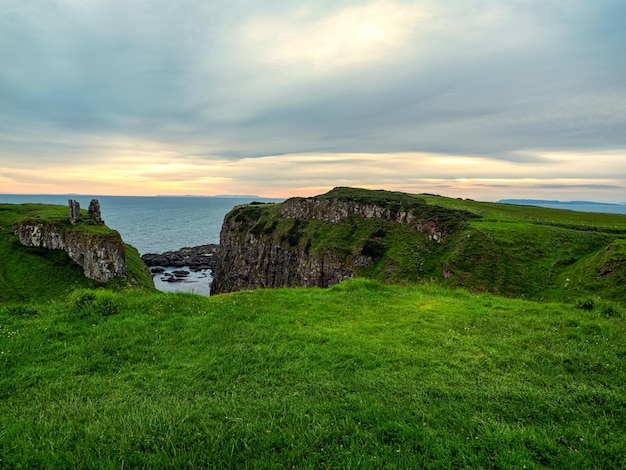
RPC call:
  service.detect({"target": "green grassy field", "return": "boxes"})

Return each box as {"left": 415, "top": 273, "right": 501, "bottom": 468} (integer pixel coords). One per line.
{"left": 1, "top": 280, "right": 624, "bottom": 468}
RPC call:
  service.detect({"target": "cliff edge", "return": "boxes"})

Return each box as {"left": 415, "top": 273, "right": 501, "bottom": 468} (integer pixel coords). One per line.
{"left": 211, "top": 187, "right": 477, "bottom": 294}
{"left": 10, "top": 199, "right": 129, "bottom": 283}
{"left": 14, "top": 219, "right": 128, "bottom": 282}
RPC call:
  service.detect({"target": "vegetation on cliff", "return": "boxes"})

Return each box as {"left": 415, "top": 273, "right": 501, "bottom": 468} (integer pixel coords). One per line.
{"left": 0, "top": 203, "right": 154, "bottom": 303}
{"left": 214, "top": 187, "right": 626, "bottom": 305}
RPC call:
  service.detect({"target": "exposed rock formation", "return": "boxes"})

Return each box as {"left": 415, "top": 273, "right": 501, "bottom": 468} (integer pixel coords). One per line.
{"left": 14, "top": 220, "right": 128, "bottom": 282}
{"left": 88, "top": 199, "right": 103, "bottom": 224}
{"left": 280, "top": 197, "right": 446, "bottom": 242}
{"left": 211, "top": 226, "right": 354, "bottom": 294}
{"left": 69, "top": 199, "right": 104, "bottom": 225}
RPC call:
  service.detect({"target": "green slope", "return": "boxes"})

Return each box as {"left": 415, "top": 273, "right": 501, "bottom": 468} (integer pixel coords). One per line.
{"left": 0, "top": 281, "right": 623, "bottom": 468}
{"left": 2, "top": 192, "right": 624, "bottom": 467}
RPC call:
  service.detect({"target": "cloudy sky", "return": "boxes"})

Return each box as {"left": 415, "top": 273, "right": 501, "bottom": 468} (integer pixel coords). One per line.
{"left": 1, "top": 0, "right": 625, "bottom": 201}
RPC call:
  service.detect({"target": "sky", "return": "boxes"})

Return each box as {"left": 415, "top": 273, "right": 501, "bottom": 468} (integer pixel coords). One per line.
{"left": 1, "top": 0, "right": 625, "bottom": 202}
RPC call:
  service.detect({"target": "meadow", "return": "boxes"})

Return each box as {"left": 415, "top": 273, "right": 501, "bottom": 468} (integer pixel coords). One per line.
{"left": 1, "top": 280, "right": 624, "bottom": 468}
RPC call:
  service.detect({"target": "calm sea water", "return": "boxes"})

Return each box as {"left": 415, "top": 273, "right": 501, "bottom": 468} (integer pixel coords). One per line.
{"left": 499, "top": 201, "right": 626, "bottom": 215}
{"left": 0, "top": 194, "right": 282, "bottom": 254}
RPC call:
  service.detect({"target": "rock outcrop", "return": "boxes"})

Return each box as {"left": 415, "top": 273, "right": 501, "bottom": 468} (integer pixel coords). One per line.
{"left": 211, "top": 227, "right": 354, "bottom": 294}
{"left": 280, "top": 197, "right": 447, "bottom": 242}
{"left": 14, "top": 220, "right": 128, "bottom": 282}
{"left": 210, "top": 187, "right": 477, "bottom": 295}
{"left": 68, "top": 199, "right": 81, "bottom": 225}
{"left": 88, "top": 199, "right": 103, "bottom": 224}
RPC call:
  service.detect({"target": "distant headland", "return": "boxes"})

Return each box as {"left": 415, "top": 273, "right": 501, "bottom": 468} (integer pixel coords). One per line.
{"left": 498, "top": 199, "right": 626, "bottom": 214}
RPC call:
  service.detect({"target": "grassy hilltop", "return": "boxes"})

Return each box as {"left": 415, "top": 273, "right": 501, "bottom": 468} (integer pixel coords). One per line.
{"left": 225, "top": 187, "right": 626, "bottom": 305}
{"left": 1, "top": 282, "right": 624, "bottom": 468}
{"left": 1, "top": 193, "right": 625, "bottom": 468}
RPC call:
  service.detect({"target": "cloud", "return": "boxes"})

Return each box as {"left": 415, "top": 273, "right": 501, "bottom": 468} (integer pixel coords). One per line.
{"left": 2, "top": 145, "right": 624, "bottom": 201}
{"left": 1, "top": 0, "right": 625, "bottom": 202}
{"left": 240, "top": 1, "right": 428, "bottom": 73}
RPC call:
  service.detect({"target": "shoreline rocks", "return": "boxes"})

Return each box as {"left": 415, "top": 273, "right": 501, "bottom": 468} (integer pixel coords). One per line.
{"left": 142, "top": 245, "right": 218, "bottom": 295}
{"left": 141, "top": 244, "right": 218, "bottom": 272}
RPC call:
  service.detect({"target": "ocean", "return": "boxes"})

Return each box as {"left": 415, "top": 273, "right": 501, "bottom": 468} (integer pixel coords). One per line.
{"left": 498, "top": 200, "right": 626, "bottom": 214}
{"left": 1, "top": 194, "right": 283, "bottom": 295}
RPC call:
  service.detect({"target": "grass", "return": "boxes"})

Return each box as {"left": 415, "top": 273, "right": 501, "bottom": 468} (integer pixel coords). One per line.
{"left": 1, "top": 280, "right": 624, "bottom": 468}
{"left": 420, "top": 195, "right": 626, "bottom": 232}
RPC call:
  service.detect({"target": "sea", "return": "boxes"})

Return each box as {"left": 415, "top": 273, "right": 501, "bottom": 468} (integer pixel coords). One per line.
{"left": 498, "top": 199, "right": 626, "bottom": 215}
{"left": 0, "top": 194, "right": 283, "bottom": 295}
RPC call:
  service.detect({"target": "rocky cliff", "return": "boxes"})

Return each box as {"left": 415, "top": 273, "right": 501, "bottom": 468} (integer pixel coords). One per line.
{"left": 14, "top": 220, "right": 128, "bottom": 282}
{"left": 280, "top": 197, "right": 447, "bottom": 241}
{"left": 211, "top": 187, "right": 477, "bottom": 294}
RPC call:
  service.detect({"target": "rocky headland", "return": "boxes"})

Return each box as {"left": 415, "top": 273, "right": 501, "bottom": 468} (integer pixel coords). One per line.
{"left": 210, "top": 187, "right": 477, "bottom": 295}
{"left": 13, "top": 199, "right": 128, "bottom": 282}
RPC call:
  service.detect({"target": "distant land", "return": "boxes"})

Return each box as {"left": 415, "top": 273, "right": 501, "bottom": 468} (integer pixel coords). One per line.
{"left": 499, "top": 199, "right": 626, "bottom": 214}
{"left": 155, "top": 194, "right": 266, "bottom": 198}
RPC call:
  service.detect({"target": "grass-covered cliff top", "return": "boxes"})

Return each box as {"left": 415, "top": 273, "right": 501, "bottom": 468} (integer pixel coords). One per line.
{"left": 224, "top": 187, "right": 626, "bottom": 304}
{"left": 230, "top": 186, "right": 626, "bottom": 232}
{"left": 0, "top": 203, "right": 154, "bottom": 303}
{"left": 316, "top": 186, "right": 626, "bottom": 232}
{"left": 3, "top": 202, "right": 118, "bottom": 235}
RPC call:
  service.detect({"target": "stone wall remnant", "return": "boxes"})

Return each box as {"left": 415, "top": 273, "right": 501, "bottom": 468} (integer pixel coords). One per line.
{"left": 88, "top": 199, "right": 103, "bottom": 224}
{"left": 68, "top": 199, "right": 81, "bottom": 224}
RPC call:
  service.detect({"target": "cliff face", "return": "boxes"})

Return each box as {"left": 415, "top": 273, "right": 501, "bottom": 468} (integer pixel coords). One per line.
{"left": 14, "top": 220, "right": 128, "bottom": 282}
{"left": 211, "top": 220, "right": 354, "bottom": 294}
{"left": 211, "top": 188, "right": 476, "bottom": 294}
